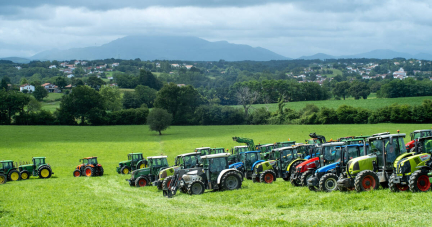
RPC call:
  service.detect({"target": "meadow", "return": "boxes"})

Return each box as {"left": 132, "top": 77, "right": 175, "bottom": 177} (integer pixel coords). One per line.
{"left": 1, "top": 124, "right": 432, "bottom": 226}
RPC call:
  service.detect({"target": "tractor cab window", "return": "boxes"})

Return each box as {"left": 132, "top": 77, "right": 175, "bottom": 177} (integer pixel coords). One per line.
{"left": 281, "top": 150, "right": 294, "bottom": 162}
{"left": 152, "top": 158, "right": 168, "bottom": 166}
{"left": 184, "top": 155, "right": 199, "bottom": 168}
{"left": 209, "top": 157, "right": 227, "bottom": 173}
{"left": 177, "top": 156, "right": 184, "bottom": 166}
{"left": 420, "top": 139, "right": 432, "bottom": 154}
{"left": 34, "top": 158, "right": 45, "bottom": 166}
{"left": 203, "top": 159, "right": 209, "bottom": 169}
{"left": 3, "top": 162, "right": 12, "bottom": 169}
{"left": 371, "top": 138, "right": 386, "bottom": 167}
{"left": 239, "top": 153, "right": 246, "bottom": 163}
{"left": 422, "top": 131, "right": 432, "bottom": 138}
{"left": 88, "top": 158, "right": 97, "bottom": 165}
{"left": 246, "top": 153, "right": 259, "bottom": 165}
{"left": 199, "top": 149, "right": 210, "bottom": 156}
{"left": 128, "top": 155, "right": 132, "bottom": 160}
{"left": 344, "top": 146, "right": 360, "bottom": 164}
{"left": 83, "top": 159, "right": 88, "bottom": 165}
{"left": 132, "top": 154, "right": 142, "bottom": 160}
{"left": 323, "top": 146, "right": 340, "bottom": 163}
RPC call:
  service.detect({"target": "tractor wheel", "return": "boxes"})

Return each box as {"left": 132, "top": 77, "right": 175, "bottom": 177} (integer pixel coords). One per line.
{"left": 260, "top": 170, "right": 276, "bottom": 184}
{"left": 221, "top": 171, "right": 242, "bottom": 190}
{"left": 252, "top": 176, "right": 260, "bottom": 183}
{"left": 135, "top": 177, "right": 148, "bottom": 187}
{"left": 354, "top": 170, "right": 379, "bottom": 192}
{"left": 120, "top": 166, "right": 131, "bottom": 175}
{"left": 338, "top": 186, "right": 348, "bottom": 192}
{"left": 319, "top": 173, "right": 339, "bottom": 192}
{"left": 20, "top": 170, "right": 30, "bottom": 180}
{"left": 187, "top": 180, "right": 205, "bottom": 195}
{"left": 99, "top": 166, "right": 104, "bottom": 176}
{"left": 162, "top": 176, "right": 173, "bottom": 190}
{"left": 38, "top": 166, "right": 52, "bottom": 179}
{"left": 409, "top": 170, "right": 431, "bottom": 192}
{"left": 137, "top": 161, "right": 147, "bottom": 169}
{"left": 0, "top": 173, "right": 6, "bottom": 184}
{"left": 288, "top": 160, "right": 303, "bottom": 177}
{"left": 84, "top": 167, "right": 95, "bottom": 177}
{"left": 73, "top": 169, "right": 81, "bottom": 177}
{"left": 8, "top": 169, "right": 20, "bottom": 181}
{"left": 129, "top": 180, "right": 135, "bottom": 187}
{"left": 290, "top": 175, "right": 301, "bottom": 187}
{"left": 180, "top": 186, "right": 188, "bottom": 193}
{"left": 389, "top": 175, "right": 408, "bottom": 192}
{"left": 300, "top": 170, "right": 315, "bottom": 187}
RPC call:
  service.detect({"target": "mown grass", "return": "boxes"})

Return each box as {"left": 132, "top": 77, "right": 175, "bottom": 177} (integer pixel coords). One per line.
{"left": 1, "top": 124, "right": 432, "bottom": 226}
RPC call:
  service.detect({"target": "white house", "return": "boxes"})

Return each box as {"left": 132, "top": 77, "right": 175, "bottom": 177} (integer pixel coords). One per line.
{"left": 20, "top": 84, "right": 35, "bottom": 92}
{"left": 171, "top": 64, "right": 180, "bottom": 68}
{"left": 112, "top": 63, "right": 119, "bottom": 67}
{"left": 67, "top": 74, "right": 75, "bottom": 78}
{"left": 49, "top": 65, "right": 56, "bottom": 69}
{"left": 15, "top": 66, "right": 22, "bottom": 70}
{"left": 185, "top": 65, "right": 193, "bottom": 69}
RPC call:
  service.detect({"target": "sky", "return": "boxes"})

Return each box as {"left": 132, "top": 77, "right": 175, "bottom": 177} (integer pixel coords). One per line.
{"left": 0, "top": 0, "right": 431, "bottom": 59}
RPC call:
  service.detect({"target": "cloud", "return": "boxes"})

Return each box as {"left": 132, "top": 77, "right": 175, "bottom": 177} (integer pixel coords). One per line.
{"left": 0, "top": 0, "right": 431, "bottom": 58}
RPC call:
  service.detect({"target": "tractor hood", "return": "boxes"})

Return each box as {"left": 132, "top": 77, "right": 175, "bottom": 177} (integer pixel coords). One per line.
{"left": 131, "top": 167, "right": 150, "bottom": 179}
{"left": 347, "top": 154, "right": 377, "bottom": 176}
{"left": 296, "top": 157, "right": 319, "bottom": 169}
{"left": 405, "top": 140, "right": 415, "bottom": 149}
{"left": 316, "top": 162, "right": 339, "bottom": 173}
{"left": 20, "top": 164, "right": 33, "bottom": 168}
{"left": 229, "top": 162, "right": 244, "bottom": 170}
{"left": 119, "top": 160, "right": 131, "bottom": 165}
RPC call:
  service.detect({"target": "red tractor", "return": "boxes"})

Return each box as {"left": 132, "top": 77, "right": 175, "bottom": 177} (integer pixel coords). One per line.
{"left": 405, "top": 129, "right": 432, "bottom": 151}
{"left": 73, "top": 157, "right": 104, "bottom": 177}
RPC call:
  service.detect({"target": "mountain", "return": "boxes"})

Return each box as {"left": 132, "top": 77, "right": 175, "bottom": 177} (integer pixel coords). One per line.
{"left": 31, "top": 36, "right": 289, "bottom": 61}
{"left": 297, "top": 49, "right": 432, "bottom": 61}
{"left": 0, "top": 57, "right": 31, "bottom": 63}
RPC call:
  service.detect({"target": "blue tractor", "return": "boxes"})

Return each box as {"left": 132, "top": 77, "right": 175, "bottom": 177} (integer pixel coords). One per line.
{"left": 307, "top": 144, "right": 368, "bottom": 192}
{"left": 229, "top": 151, "right": 263, "bottom": 179}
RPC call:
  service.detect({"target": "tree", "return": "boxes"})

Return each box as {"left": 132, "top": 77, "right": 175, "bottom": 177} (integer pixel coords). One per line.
{"left": 57, "top": 85, "right": 105, "bottom": 124}
{"left": 32, "top": 86, "right": 49, "bottom": 101}
{"left": 135, "top": 85, "right": 157, "bottom": 108}
{"left": 55, "top": 76, "right": 68, "bottom": 89}
{"left": 20, "top": 78, "right": 28, "bottom": 85}
{"left": 348, "top": 81, "right": 370, "bottom": 99}
{"left": 332, "top": 81, "right": 350, "bottom": 100}
{"left": 122, "top": 91, "right": 141, "bottom": 109}
{"left": 87, "top": 76, "right": 105, "bottom": 90}
{"left": 147, "top": 108, "right": 173, "bottom": 135}
{"left": 0, "top": 78, "right": 8, "bottom": 90}
{"left": 27, "top": 96, "right": 42, "bottom": 113}
{"left": 0, "top": 90, "right": 30, "bottom": 124}
{"left": 235, "top": 86, "right": 259, "bottom": 118}
{"left": 137, "top": 70, "right": 163, "bottom": 90}
{"left": 99, "top": 86, "right": 122, "bottom": 111}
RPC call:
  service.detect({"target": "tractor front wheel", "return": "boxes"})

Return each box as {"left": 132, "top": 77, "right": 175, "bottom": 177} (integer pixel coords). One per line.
{"left": 121, "top": 166, "right": 130, "bottom": 175}
{"left": 221, "top": 171, "right": 242, "bottom": 190}
{"left": 38, "top": 166, "right": 52, "bottom": 179}
{"left": 188, "top": 180, "right": 205, "bottom": 195}
{"left": 162, "top": 176, "right": 173, "bottom": 190}
{"left": 319, "top": 173, "right": 338, "bottom": 192}
{"left": 135, "top": 177, "right": 148, "bottom": 187}
{"left": 389, "top": 175, "right": 408, "bottom": 192}
{"left": 354, "top": 170, "right": 379, "bottom": 192}
{"left": 8, "top": 169, "right": 20, "bottom": 181}
{"left": 137, "top": 161, "right": 147, "bottom": 169}
{"left": 84, "top": 167, "right": 95, "bottom": 177}
{"left": 0, "top": 174, "right": 6, "bottom": 184}
{"left": 409, "top": 170, "right": 431, "bottom": 192}
{"left": 260, "top": 170, "right": 276, "bottom": 184}
{"left": 300, "top": 170, "right": 314, "bottom": 187}
{"left": 20, "top": 170, "right": 30, "bottom": 180}
{"left": 73, "top": 170, "right": 81, "bottom": 177}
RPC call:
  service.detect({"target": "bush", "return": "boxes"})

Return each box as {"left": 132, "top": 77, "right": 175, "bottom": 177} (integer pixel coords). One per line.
{"left": 194, "top": 105, "right": 245, "bottom": 125}
{"left": 108, "top": 107, "right": 149, "bottom": 125}
{"left": 14, "top": 110, "right": 56, "bottom": 125}
{"left": 249, "top": 107, "right": 270, "bottom": 125}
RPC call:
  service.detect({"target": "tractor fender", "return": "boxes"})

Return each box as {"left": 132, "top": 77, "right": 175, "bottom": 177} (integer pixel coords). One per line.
{"left": 229, "top": 162, "right": 243, "bottom": 170}
{"left": 251, "top": 160, "right": 266, "bottom": 171}
{"left": 286, "top": 158, "right": 306, "bottom": 171}
{"left": 217, "top": 169, "right": 242, "bottom": 184}
{"left": 316, "top": 162, "right": 339, "bottom": 173}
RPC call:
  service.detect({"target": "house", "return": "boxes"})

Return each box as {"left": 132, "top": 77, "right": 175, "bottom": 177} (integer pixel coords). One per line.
{"left": 112, "top": 63, "right": 119, "bottom": 67}
{"left": 15, "top": 66, "right": 22, "bottom": 70}
{"left": 81, "top": 61, "right": 87, "bottom": 66}
{"left": 393, "top": 70, "right": 406, "bottom": 77}
{"left": 66, "top": 64, "right": 74, "bottom": 69}
{"left": 106, "top": 68, "right": 113, "bottom": 71}
{"left": 107, "top": 77, "right": 113, "bottom": 80}
{"left": 394, "top": 62, "right": 400, "bottom": 65}
{"left": 65, "top": 84, "right": 74, "bottom": 89}
{"left": 67, "top": 74, "right": 75, "bottom": 78}
{"left": 177, "top": 84, "right": 186, "bottom": 87}
{"left": 394, "top": 75, "right": 406, "bottom": 80}
{"left": 171, "top": 64, "right": 180, "bottom": 68}
{"left": 49, "top": 65, "right": 56, "bottom": 69}
{"left": 362, "top": 75, "right": 370, "bottom": 79}
{"left": 60, "top": 62, "right": 67, "bottom": 67}
{"left": 20, "top": 84, "right": 35, "bottom": 92}
{"left": 155, "top": 63, "right": 161, "bottom": 68}
{"left": 413, "top": 70, "right": 421, "bottom": 74}
{"left": 41, "top": 83, "right": 61, "bottom": 93}
{"left": 108, "top": 83, "right": 118, "bottom": 87}
{"left": 74, "top": 60, "right": 80, "bottom": 65}
{"left": 185, "top": 65, "right": 193, "bottom": 69}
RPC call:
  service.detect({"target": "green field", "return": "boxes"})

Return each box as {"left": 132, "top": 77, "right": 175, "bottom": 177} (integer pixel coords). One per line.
{"left": 234, "top": 96, "right": 432, "bottom": 112}
{"left": 1, "top": 124, "right": 432, "bottom": 226}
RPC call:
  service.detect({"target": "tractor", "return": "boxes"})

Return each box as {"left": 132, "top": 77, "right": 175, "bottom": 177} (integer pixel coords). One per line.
{"left": 128, "top": 156, "right": 169, "bottom": 187}
{"left": 0, "top": 160, "right": 21, "bottom": 183}
{"left": 257, "top": 144, "right": 276, "bottom": 160}
{"left": 19, "top": 157, "right": 54, "bottom": 180}
{"left": 291, "top": 142, "right": 345, "bottom": 187}
{"left": 228, "top": 145, "right": 249, "bottom": 164}
{"left": 251, "top": 144, "right": 314, "bottom": 183}
{"left": 337, "top": 132, "right": 407, "bottom": 192}
{"left": 73, "top": 157, "right": 104, "bottom": 177}
{"left": 389, "top": 136, "right": 432, "bottom": 192}
{"left": 306, "top": 132, "right": 326, "bottom": 145}
{"left": 307, "top": 144, "right": 367, "bottom": 192}
{"left": 229, "top": 151, "right": 262, "bottom": 179}
{"left": 210, "top": 147, "right": 226, "bottom": 154}
{"left": 116, "top": 153, "right": 148, "bottom": 174}
{"left": 194, "top": 147, "right": 211, "bottom": 156}
{"left": 156, "top": 152, "right": 202, "bottom": 190}
{"left": 275, "top": 141, "right": 296, "bottom": 148}
{"left": 405, "top": 129, "right": 432, "bottom": 151}
{"left": 163, "top": 153, "right": 243, "bottom": 197}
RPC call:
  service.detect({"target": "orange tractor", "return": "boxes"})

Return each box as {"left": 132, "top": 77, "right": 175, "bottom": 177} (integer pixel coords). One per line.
{"left": 73, "top": 157, "right": 104, "bottom": 177}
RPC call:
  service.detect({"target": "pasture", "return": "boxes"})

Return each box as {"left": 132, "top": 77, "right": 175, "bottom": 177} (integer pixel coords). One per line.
{"left": 1, "top": 124, "right": 432, "bottom": 226}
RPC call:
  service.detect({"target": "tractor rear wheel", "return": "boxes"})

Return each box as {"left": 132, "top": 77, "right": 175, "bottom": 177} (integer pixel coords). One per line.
{"left": 354, "top": 170, "right": 379, "bottom": 192}
{"left": 121, "top": 166, "right": 130, "bottom": 175}
{"left": 221, "top": 171, "right": 242, "bottom": 190}
{"left": 162, "top": 176, "right": 173, "bottom": 190}
{"left": 319, "top": 173, "right": 338, "bottom": 192}
{"left": 137, "top": 161, "right": 147, "bottom": 169}
{"left": 135, "top": 177, "right": 148, "bottom": 187}
{"left": 260, "top": 170, "right": 276, "bottom": 184}
{"left": 409, "top": 170, "right": 431, "bottom": 192}
{"left": 84, "top": 167, "right": 95, "bottom": 177}
{"left": 20, "top": 170, "right": 30, "bottom": 180}
{"left": 389, "top": 175, "right": 408, "bottom": 192}
{"left": 73, "top": 170, "right": 81, "bottom": 177}
{"left": 38, "top": 166, "right": 52, "bottom": 179}
{"left": 288, "top": 160, "right": 303, "bottom": 177}
{"left": 99, "top": 166, "right": 104, "bottom": 176}
{"left": 8, "top": 169, "right": 20, "bottom": 181}
{"left": 0, "top": 174, "right": 6, "bottom": 184}
{"left": 188, "top": 180, "right": 205, "bottom": 195}
{"left": 290, "top": 174, "right": 301, "bottom": 187}
{"left": 300, "top": 170, "right": 315, "bottom": 187}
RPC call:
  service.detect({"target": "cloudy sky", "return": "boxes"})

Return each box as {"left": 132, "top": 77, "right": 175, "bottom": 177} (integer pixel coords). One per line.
{"left": 0, "top": 0, "right": 431, "bottom": 58}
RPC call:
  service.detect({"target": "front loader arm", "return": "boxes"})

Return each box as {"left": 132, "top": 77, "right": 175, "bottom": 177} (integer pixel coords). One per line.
{"left": 232, "top": 137, "right": 255, "bottom": 151}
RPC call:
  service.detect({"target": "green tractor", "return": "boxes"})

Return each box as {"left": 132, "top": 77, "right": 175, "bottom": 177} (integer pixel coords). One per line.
{"left": 194, "top": 147, "right": 211, "bottom": 156}
{"left": 116, "top": 153, "right": 148, "bottom": 174}
{"left": 228, "top": 145, "right": 249, "bottom": 164}
{"left": 275, "top": 141, "right": 296, "bottom": 148}
{"left": 337, "top": 132, "right": 407, "bottom": 192}
{"left": 128, "top": 156, "right": 169, "bottom": 187}
{"left": 389, "top": 136, "right": 432, "bottom": 192}
{"left": 0, "top": 160, "right": 20, "bottom": 183}
{"left": 19, "top": 157, "right": 54, "bottom": 180}
{"left": 156, "top": 152, "right": 202, "bottom": 190}
{"left": 210, "top": 147, "right": 226, "bottom": 154}
{"left": 163, "top": 153, "right": 243, "bottom": 197}
{"left": 257, "top": 144, "right": 276, "bottom": 160}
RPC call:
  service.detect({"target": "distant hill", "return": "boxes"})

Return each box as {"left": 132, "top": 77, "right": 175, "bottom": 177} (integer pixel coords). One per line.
{"left": 31, "top": 35, "right": 289, "bottom": 61}
{"left": 298, "top": 49, "right": 432, "bottom": 61}
{"left": 0, "top": 57, "right": 31, "bottom": 63}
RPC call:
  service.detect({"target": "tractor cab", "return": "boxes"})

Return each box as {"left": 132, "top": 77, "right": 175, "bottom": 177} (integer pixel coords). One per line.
{"left": 0, "top": 160, "right": 18, "bottom": 184}
{"left": 346, "top": 138, "right": 365, "bottom": 145}
{"left": 148, "top": 156, "right": 169, "bottom": 175}
{"left": 117, "top": 153, "right": 147, "bottom": 174}
{"left": 275, "top": 141, "right": 296, "bottom": 148}
{"left": 257, "top": 144, "right": 276, "bottom": 160}
{"left": 0, "top": 160, "right": 14, "bottom": 171}
{"left": 406, "top": 129, "right": 432, "bottom": 151}
{"left": 195, "top": 147, "right": 211, "bottom": 156}
{"left": 175, "top": 152, "right": 202, "bottom": 169}
{"left": 210, "top": 147, "right": 226, "bottom": 155}
{"left": 228, "top": 145, "right": 248, "bottom": 165}
{"left": 233, "top": 151, "right": 262, "bottom": 179}
{"left": 81, "top": 157, "right": 98, "bottom": 165}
